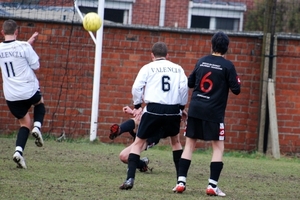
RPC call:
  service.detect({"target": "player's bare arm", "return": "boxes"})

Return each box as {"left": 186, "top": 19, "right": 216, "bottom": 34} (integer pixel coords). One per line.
{"left": 123, "top": 106, "right": 133, "bottom": 114}
{"left": 181, "top": 110, "right": 187, "bottom": 122}
{"left": 27, "top": 32, "right": 38, "bottom": 45}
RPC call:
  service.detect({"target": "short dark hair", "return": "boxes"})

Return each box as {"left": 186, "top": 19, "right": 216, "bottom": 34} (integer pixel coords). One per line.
{"left": 211, "top": 31, "right": 229, "bottom": 55}
{"left": 151, "top": 42, "right": 168, "bottom": 58}
{"left": 2, "top": 19, "right": 18, "bottom": 35}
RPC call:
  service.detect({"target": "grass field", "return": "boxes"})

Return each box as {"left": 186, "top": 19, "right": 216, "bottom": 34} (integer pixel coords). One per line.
{"left": 0, "top": 136, "right": 299, "bottom": 200}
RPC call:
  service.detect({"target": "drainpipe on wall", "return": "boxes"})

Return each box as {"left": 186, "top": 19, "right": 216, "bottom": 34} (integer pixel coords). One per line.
{"left": 159, "top": 0, "right": 166, "bottom": 27}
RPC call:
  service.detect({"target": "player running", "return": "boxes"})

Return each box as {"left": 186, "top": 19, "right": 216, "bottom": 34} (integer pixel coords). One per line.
{"left": 173, "top": 31, "right": 241, "bottom": 196}
{"left": 0, "top": 19, "right": 46, "bottom": 169}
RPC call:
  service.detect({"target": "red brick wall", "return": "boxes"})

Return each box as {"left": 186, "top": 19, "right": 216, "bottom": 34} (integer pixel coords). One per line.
{"left": 276, "top": 39, "right": 300, "bottom": 153}
{"left": 0, "top": 19, "right": 300, "bottom": 153}
{"left": 131, "top": 0, "right": 254, "bottom": 28}
{"left": 132, "top": 0, "right": 161, "bottom": 26}
{"left": 164, "top": 0, "right": 189, "bottom": 28}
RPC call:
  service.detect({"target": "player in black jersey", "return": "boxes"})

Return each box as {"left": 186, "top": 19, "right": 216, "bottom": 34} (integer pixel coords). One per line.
{"left": 119, "top": 42, "right": 188, "bottom": 190}
{"left": 173, "top": 31, "right": 241, "bottom": 196}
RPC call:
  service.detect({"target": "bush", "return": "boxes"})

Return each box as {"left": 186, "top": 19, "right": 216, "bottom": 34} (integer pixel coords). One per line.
{"left": 245, "top": 0, "right": 300, "bottom": 33}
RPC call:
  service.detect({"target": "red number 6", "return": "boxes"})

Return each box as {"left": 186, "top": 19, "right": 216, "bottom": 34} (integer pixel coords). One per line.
{"left": 200, "top": 72, "right": 213, "bottom": 93}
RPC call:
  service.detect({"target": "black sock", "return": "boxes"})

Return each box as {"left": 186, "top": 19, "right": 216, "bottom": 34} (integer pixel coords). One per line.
{"left": 16, "top": 127, "right": 30, "bottom": 152}
{"left": 173, "top": 149, "right": 183, "bottom": 178}
{"left": 34, "top": 103, "right": 46, "bottom": 125}
{"left": 209, "top": 162, "right": 223, "bottom": 188}
{"left": 126, "top": 153, "right": 140, "bottom": 180}
{"left": 119, "top": 119, "right": 135, "bottom": 135}
{"left": 177, "top": 158, "right": 191, "bottom": 184}
{"left": 137, "top": 159, "right": 145, "bottom": 170}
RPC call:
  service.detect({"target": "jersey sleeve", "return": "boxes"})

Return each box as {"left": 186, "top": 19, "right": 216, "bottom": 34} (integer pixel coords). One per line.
{"left": 179, "top": 68, "right": 188, "bottom": 106}
{"left": 227, "top": 64, "right": 241, "bottom": 95}
{"left": 188, "top": 61, "right": 198, "bottom": 88}
{"left": 24, "top": 42, "right": 40, "bottom": 70}
{"left": 132, "top": 66, "right": 147, "bottom": 106}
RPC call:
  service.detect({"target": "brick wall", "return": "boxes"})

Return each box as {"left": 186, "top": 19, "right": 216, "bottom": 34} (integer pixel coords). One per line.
{"left": 131, "top": 0, "right": 254, "bottom": 28}
{"left": 0, "top": 19, "right": 300, "bottom": 153}
{"left": 132, "top": 0, "right": 161, "bottom": 26}
{"left": 276, "top": 39, "right": 300, "bottom": 153}
{"left": 164, "top": 0, "right": 189, "bottom": 28}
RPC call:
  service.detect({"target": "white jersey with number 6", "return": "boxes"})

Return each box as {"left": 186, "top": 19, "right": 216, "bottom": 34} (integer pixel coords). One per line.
{"left": 0, "top": 40, "right": 40, "bottom": 101}
{"left": 132, "top": 59, "right": 188, "bottom": 106}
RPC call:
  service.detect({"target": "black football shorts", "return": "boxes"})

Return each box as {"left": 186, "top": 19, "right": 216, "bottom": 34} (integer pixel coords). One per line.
{"left": 6, "top": 90, "right": 42, "bottom": 119}
{"left": 185, "top": 116, "right": 225, "bottom": 141}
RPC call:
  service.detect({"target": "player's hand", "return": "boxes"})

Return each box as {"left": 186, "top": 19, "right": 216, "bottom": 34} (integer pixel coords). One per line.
{"left": 132, "top": 107, "right": 143, "bottom": 119}
{"left": 27, "top": 32, "right": 39, "bottom": 45}
{"left": 181, "top": 110, "right": 187, "bottom": 122}
{"left": 123, "top": 106, "right": 133, "bottom": 114}
{"left": 134, "top": 113, "right": 142, "bottom": 123}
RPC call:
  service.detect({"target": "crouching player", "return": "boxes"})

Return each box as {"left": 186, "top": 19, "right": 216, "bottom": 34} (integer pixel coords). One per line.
{"left": 109, "top": 106, "right": 186, "bottom": 178}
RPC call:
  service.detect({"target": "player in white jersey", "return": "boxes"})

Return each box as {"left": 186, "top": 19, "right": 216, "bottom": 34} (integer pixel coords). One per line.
{"left": 0, "top": 19, "right": 46, "bottom": 169}
{"left": 119, "top": 42, "right": 188, "bottom": 190}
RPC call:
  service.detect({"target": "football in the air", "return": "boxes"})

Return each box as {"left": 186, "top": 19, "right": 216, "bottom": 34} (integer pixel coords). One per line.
{"left": 82, "top": 12, "right": 102, "bottom": 32}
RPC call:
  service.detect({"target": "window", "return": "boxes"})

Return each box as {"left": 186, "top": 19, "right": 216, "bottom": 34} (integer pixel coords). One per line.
{"left": 104, "top": 8, "right": 124, "bottom": 23}
{"left": 191, "top": 16, "right": 210, "bottom": 29}
{"left": 188, "top": 0, "right": 246, "bottom": 31}
{"left": 77, "top": 0, "right": 135, "bottom": 24}
{"left": 216, "top": 17, "right": 237, "bottom": 31}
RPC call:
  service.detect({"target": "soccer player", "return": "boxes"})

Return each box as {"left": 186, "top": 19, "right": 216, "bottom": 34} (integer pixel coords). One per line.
{"left": 110, "top": 106, "right": 155, "bottom": 172}
{"left": 110, "top": 106, "right": 187, "bottom": 173}
{"left": 109, "top": 106, "right": 139, "bottom": 141}
{"left": 0, "top": 19, "right": 46, "bottom": 169}
{"left": 172, "top": 31, "right": 241, "bottom": 196}
{"left": 119, "top": 41, "right": 188, "bottom": 190}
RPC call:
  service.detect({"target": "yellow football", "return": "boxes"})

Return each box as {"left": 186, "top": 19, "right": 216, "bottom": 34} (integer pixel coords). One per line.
{"left": 82, "top": 12, "right": 102, "bottom": 32}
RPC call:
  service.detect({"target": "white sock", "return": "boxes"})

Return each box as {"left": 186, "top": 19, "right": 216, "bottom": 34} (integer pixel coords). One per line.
{"left": 34, "top": 121, "right": 41, "bottom": 129}
{"left": 15, "top": 146, "right": 23, "bottom": 152}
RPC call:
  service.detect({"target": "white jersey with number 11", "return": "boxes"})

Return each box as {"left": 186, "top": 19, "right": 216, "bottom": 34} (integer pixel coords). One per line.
{"left": 0, "top": 40, "right": 40, "bottom": 101}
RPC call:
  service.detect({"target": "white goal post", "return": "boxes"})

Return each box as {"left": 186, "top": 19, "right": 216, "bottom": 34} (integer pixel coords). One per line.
{"left": 74, "top": 0, "right": 105, "bottom": 141}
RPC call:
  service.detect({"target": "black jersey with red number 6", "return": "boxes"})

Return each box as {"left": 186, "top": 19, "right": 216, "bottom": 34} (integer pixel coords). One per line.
{"left": 187, "top": 54, "right": 241, "bottom": 123}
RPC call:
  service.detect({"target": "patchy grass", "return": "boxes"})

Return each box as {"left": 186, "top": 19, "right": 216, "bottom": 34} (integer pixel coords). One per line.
{"left": 0, "top": 137, "right": 299, "bottom": 200}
